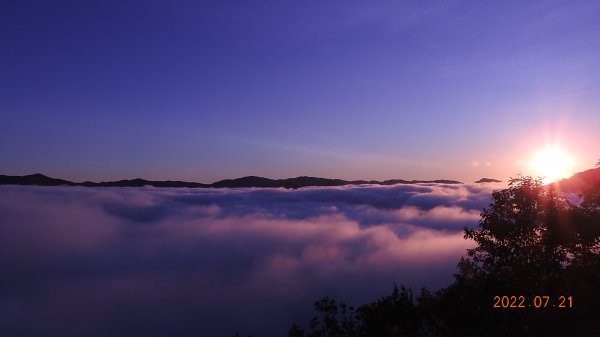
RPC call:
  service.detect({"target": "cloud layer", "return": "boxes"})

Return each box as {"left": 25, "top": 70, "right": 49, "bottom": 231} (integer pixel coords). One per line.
{"left": 0, "top": 182, "right": 503, "bottom": 337}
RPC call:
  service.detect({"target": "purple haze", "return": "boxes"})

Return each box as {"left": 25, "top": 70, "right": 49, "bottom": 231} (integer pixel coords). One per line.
{"left": 0, "top": 182, "right": 502, "bottom": 336}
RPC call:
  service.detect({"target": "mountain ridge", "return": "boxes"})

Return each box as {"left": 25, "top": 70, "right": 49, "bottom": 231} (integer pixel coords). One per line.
{"left": 0, "top": 173, "right": 464, "bottom": 189}
{"left": 552, "top": 166, "right": 600, "bottom": 193}
{"left": 3, "top": 169, "right": 598, "bottom": 190}
{"left": 475, "top": 178, "right": 502, "bottom": 183}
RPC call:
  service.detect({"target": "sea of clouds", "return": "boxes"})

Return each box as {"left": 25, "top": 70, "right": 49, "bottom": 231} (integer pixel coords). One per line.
{"left": 0, "top": 182, "right": 504, "bottom": 337}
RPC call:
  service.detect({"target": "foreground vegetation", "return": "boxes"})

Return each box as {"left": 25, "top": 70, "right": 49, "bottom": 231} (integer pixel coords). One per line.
{"left": 283, "top": 174, "right": 600, "bottom": 337}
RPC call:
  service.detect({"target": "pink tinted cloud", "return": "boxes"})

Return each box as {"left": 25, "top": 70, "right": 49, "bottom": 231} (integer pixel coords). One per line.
{"left": 0, "top": 182, "right": 500, "bottom": 337}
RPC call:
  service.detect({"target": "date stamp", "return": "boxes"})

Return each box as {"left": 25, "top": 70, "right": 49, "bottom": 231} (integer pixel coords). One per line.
{"left": 493, "top": 295, "right": 573, "bottom": 309}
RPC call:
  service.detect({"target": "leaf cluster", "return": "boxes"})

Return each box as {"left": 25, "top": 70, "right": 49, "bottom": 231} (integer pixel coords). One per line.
{"left": 287, "top": 176, "right": 600, "bottom": 337}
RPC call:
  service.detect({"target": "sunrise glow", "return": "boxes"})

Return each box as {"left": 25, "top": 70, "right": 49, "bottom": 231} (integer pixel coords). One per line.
{"left": 531, "top": 146, "right": 574, "bottom": 184}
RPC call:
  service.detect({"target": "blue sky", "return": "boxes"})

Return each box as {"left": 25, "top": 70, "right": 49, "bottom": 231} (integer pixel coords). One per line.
{"left": 2, "top": 0, "right": 599, "bottom": 182}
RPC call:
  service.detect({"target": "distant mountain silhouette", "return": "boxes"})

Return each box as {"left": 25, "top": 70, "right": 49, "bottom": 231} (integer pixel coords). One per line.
{"left": 211, "top": 176, "right": 286, "bottom": 188}
{"left": 380, "top": 179, "right": 464, "bottom": 185}
{"left": 0, "top": 173, "right": 75, "bottom": 186}
{"left": 80, "top": 178, "right": 209, "bottom": 188}
{"left": 475, "top": 178, "right": 502, "bottom": 183}
{"left": 0, "top": 174, "right": 208, "bottom": 188}
{"left": 0, "top": 173, "right": 462, "bottom": 189}
{"left": 9, "top": 170, "right": 600, "bottom": 190}
{"left": 553, "top": 166, "right": 600, "bottom": 193}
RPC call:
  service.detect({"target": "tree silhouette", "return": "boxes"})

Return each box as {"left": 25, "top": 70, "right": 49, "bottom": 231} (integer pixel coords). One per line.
{"left": 450, "top": 175, "right": 600, "bottom": 335}
{"left": 289, "top": 174, "right": 600, "bottom": 337}
{"left": 463, "top": 176, "right": 572, "bottom": 295}
{"left": 288, "top": 297, "right": 362, "bottom": 337}
{"left": 359, "top": 284, "right": 419, "bottom": 337}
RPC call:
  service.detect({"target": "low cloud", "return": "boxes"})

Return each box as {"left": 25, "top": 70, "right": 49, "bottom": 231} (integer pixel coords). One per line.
{"left": 0, "top": 182, "right": 503, "bottom": 337}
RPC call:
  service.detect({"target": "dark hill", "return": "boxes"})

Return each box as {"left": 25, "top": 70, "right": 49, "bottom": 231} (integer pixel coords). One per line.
{"left": 280, "top": 176, "right": 351, "bottom": 189}
{"left": 210, "top": 176, "right": 462, "bottom": 189}
{"left": 382, "top": 179, "right": 462, "bottom": 185}
{"left": 0, "top": 174, "right": 463, "bottom": 189}
{"left": 211, "top": 176, "right": 281, "bottom": 188}
{"left": 553, "top": 167, "right": 600, "bottom": 193}
{"left": 81, "top": 178, "right": 208, "bottom": 188}
{"left": 475, "top": 178, "right": 502, "bottom": 183}
{"left": 0, "top": 173, "right": 75, "bottom": 186}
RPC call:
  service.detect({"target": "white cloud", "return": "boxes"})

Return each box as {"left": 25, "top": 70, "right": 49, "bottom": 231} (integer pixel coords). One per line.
{"left": 0, "top": 182, "right": 501, "bottom": 337}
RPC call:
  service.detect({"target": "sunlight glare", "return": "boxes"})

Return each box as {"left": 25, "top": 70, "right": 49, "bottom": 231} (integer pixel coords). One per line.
{"left": 531, "top": 146, "right": 574, "bottom": 184}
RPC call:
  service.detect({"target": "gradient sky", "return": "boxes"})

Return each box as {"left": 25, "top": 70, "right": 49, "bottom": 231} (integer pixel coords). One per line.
{"left": 2, "top": 0, "right": 599, "bottom": 183}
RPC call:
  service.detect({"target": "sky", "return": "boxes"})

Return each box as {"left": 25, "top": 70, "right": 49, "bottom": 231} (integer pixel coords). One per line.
{"left": 1, "top": 0, "right": 599, "bottom": 182}
{"left": 0, "top": 182, "right": 499, "bottom": 336}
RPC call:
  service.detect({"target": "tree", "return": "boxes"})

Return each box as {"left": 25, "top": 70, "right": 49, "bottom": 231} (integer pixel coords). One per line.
{"left": 289, "top": 297, "right": 362, "bottom": 337}
{"left": 359, "top": 284, "right": 419, "bottom": 337}
{"left": 289, "top": 174, "right": 600, "bottom": 337}
{"left": 463, "top": 176, "right": 572, "bottom": 295}
{"left": 458, "top": 175, "right": 600, "bottom": 335}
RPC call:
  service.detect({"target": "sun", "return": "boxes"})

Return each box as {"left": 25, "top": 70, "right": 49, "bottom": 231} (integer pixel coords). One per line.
{"left": 531, "top": 146, "right": 574, "bottom": 184}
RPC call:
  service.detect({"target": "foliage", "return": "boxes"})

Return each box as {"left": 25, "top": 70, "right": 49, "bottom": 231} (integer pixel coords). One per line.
{"left": 288, "top": 297, "right": 362, "bottom": 337}
{"left": 464, "top": 176, "right": 572, "bottom": 295}
{"left": 287, "top": 175, "right": 600, "bottom": 337}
